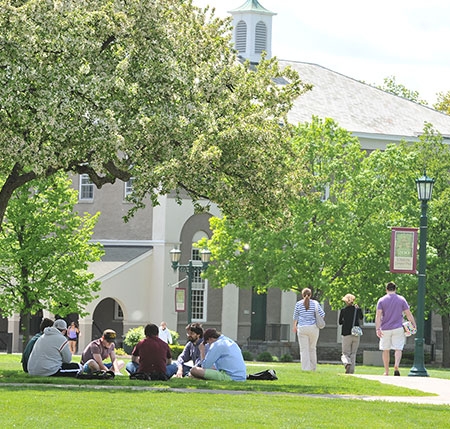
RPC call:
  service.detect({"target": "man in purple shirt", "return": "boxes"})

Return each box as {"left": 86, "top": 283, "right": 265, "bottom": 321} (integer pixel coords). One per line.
{"left": 375, "top": 282, "right": 416, "bottom": 376}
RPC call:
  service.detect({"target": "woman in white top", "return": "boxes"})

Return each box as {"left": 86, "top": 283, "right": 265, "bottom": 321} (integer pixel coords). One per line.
{"left": 292, "top": 288, "right": 325, "bottom": 371}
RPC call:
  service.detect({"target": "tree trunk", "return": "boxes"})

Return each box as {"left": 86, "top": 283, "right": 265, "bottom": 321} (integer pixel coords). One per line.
{"left": 20, "top": 312, "right": 31, "bottom": 350}
{"left": 441, "top": 314, "right": 450, "bottom": 368}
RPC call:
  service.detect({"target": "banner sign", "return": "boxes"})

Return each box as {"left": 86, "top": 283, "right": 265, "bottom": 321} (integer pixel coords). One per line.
{"left": 390, "top": 227, "right": 418, "bottom": 274}
{"left": 175, "top": 288, "right": 186, "bottom": 312}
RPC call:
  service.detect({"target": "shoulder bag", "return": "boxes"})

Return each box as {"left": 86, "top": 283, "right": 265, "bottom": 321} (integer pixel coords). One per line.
{"left": 351, "top": 306, "right": 363, "bottom": 336}
{"left": 315, "top": 301, "right": 326, "bottom": 329}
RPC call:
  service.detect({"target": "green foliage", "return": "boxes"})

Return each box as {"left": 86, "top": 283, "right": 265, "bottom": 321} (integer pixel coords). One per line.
{"left": 114, "top": 348, "right": 126, "bottom": 356}
{"left": 256, "top": 351, "right": 273, "bottom": 362}
{"left": 0, "top": 172, "right": 103, "bottom": 321}
{"left": 0, "top": 0, "right": 307, "bottom": 227}
{"left": 242, "top": 350, "right": 254, "bottom": 361}
{"left": 434, "top": 91, "right": 450, "bottom": 114}
{"left": 169, "top": 329, "right": 179, "bottom": 345}
{"left": 378, "top": 76, "right": 428, "bottom": 105}
{"left": 169, "top": 345, "right": 184, "bottom": 360}
{"left": 280, "top": 354, "right": 293, "bottom": 362}
{"left": 203, "top": 119, "right": 450, "bottom": 325}
{"left": 123, "top": 326, "right": 145, "bottom": 348}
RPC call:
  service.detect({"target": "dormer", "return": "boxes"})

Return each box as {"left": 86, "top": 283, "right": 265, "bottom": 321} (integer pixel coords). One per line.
{"left": 228, "top": 0, "right": 276, "bottom": 64}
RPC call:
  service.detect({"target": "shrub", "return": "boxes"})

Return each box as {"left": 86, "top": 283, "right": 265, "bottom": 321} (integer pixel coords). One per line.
{"left": 169, "top": 345, "right": 184, "bottom": 359}
{"left": 169, "top": 329, "right": 179, "bottom": 345}
{"left": 115, "top": 347, "right": 126, "bottom": 356}
{"left": 242, "top": 350, "right": 254, "bottom": 361}
{"left": 124, "top": 326, "right": 145, "bottom": 349}
{"left": 256, "top": 351, "right": 273, "bottom": 362}
{"left": 280, "top": 354, "right": 293, "bottom": 362}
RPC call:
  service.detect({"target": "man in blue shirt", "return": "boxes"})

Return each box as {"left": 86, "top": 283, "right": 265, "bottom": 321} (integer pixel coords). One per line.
{"left": 190, "top": 328, "right": 246, "bottom": 382}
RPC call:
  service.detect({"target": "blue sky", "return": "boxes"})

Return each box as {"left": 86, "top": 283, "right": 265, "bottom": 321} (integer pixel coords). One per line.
{"left": 193, "top": 0, "right": 450, "bottom": 104}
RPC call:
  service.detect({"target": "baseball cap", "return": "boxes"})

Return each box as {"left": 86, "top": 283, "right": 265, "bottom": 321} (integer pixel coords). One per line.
{"left": 53, "top": 319, "right": 67, "bottom": 331}
{"left": 103, "top": 329, "right": 117, "bottom": 342}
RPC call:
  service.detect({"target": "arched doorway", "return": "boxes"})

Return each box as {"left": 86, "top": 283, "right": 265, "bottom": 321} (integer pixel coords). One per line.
{"left": 92, "top": 298, "right": 124, "bottom": 347}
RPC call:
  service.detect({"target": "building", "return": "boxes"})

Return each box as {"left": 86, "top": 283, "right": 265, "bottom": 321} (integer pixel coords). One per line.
{"left": 3, "top": 0, "right": 450, "bottom": 363}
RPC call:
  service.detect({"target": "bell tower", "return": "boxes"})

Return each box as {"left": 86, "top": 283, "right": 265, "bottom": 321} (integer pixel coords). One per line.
{"left": 228, "top": 0, "right": 276, "bottom": 64}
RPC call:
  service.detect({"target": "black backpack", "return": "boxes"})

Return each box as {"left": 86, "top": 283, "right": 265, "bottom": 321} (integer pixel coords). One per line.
{"left": 246, "top": 369, "right": 278, "bottom": 380}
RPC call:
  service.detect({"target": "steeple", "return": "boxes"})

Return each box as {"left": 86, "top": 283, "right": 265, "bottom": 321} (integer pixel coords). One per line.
{"left": 228, "top": 0, "right": 276, "bottom": 64}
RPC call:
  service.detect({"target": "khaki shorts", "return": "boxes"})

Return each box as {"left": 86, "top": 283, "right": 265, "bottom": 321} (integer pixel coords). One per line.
{"left": 379, "top": 327, "right": 406, "bottom": 350}
{"left": 203, "top": 369, "right": 232, "bottom": 381}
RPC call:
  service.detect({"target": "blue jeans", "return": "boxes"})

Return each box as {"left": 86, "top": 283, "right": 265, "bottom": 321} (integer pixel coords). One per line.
{"left": 126, "top": 361, "right": 178, "bottom": 379}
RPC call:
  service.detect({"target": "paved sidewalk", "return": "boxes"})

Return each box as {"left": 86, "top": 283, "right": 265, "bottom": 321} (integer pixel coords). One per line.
{"left": 1, "top": 374, "right": 449, "bottom": 406}
{"left": 352, "top": 374, "right": 450, "bottom": 405}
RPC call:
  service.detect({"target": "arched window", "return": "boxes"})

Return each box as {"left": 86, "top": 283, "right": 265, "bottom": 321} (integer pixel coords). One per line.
{"left": 255, "top": 21, "right": 267, "bottom": 54}
{"left": 235, "top": 20, "right": 247, "bottom": 53}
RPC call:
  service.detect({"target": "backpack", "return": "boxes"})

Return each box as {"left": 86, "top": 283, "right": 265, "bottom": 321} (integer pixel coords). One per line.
{"left": 246, "top": 369, "right": 278, "bottom": 380}
{"left": 76, "top": 370, "right": 115, "bottom": 380}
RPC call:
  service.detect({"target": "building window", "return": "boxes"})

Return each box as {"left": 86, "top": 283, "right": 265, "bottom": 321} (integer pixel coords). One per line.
{"left": 363, "top": 308, "right": 375, "bottom": 326}
{"left": 79, "top": 174, "right": 94, "bottom": 201}
{"left": 191, "top": 247, "right": 207, "bottom": 321}
{"left": 235, "top": 20, "right": 247, "bottom": 53}
{"left": 114, "top": 302, "right": 123, "bottom": 320}
{"left": 124, "top": 177, "right": 134, "bottom": 198}
{"left": 254, "top": 21, "right": 267, "bottom": 54}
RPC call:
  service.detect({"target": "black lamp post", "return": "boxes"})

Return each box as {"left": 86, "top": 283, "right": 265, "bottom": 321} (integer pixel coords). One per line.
{"left": 408, "top": 172, "right": 434, "bottom": 377}
{"left": 170, "top": 247, "right": 211, "bottom": 323}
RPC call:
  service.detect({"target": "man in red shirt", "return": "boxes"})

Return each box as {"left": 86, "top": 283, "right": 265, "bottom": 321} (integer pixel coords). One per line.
{"left": 126, "top": 323, "right": 178, "bottom": 380}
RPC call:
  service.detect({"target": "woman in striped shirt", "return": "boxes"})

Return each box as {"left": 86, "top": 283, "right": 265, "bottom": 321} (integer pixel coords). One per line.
{"left": 292, "top": 288, "right": 325, "bottom": 371}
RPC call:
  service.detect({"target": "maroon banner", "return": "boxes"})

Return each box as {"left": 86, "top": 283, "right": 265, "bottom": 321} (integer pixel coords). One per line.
{"left": 390, "top": 227, "right": 418, "bottom": 274}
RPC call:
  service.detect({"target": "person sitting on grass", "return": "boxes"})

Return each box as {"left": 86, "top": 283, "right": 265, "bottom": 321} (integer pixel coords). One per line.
{"left": 174, "top": 322, "right": 204, "bottom": 378}
{"left": 27, "top": 319, "right": 81, "bottom": 377}
{"left": 80, "top": 329, "right": 125, "bottom": 376}
{"left": 126, "top": 323, "right": 178, "bottom": 380}
{"left": 21, "top": 317, "right": 54, "bottom": 373}
{"left": 190, "top": 328, "right": 246, "bottom": 382}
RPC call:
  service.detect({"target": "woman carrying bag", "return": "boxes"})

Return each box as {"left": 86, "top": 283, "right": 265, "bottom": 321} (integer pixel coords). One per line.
{"left": 339, "top": 294, "right": 363, "bottom": 374}
{"left": 292, "top": 288, "right": 325, "bottom": 371}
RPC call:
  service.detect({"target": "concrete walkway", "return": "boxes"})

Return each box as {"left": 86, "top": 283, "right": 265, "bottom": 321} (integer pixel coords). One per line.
{"left": 1, "top": 374, "right": 449, "bottom": 405}
{"left": 351, "top": 374, "right": 450, "bottom": 405}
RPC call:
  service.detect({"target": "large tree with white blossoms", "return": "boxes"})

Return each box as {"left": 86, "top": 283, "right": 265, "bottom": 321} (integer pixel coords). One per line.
{"left": 0, "top": 0, "right": 309, "bottom": 226}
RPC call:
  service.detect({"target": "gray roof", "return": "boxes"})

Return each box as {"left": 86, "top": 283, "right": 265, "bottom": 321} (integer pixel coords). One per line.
{"left": 280, "top": 60, "right": 450, "bottom": 145}
{"left": 229, "top": 0, "right": 275, "bottom": 15}
{"left": 89, "top": 245, "right": 152, "bottom": 280}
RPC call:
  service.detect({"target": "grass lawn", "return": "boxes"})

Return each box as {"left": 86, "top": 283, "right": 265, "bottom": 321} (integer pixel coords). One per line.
{"left": 1, "top": 353, "right": 450, "bottom": 428}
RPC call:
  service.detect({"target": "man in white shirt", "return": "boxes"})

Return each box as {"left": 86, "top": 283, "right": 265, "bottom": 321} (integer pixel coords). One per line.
{"left": 158, "top": 321, "right": 173, "bottom": 344}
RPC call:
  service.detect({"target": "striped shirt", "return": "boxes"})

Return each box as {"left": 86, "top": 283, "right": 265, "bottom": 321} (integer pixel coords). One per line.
{"left": 293, "top": 299, "right": 325, "bottom": 326}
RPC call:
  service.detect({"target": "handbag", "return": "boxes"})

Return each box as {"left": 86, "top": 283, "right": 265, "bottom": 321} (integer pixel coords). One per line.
{"left": 315, "top": 301, "right": 326, "bottom": 329}
{"left": 403, "top": 320, "right": 417, "bottom": 337}
{"left": 351, "top": 306, "right": 363, "bottom": 336}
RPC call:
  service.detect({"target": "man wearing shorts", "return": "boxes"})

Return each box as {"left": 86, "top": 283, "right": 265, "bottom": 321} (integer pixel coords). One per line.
{"left": 80, "top": 329, "right": 125, "bottom": 375}
{"left": 375, "top": 282, "right": 416, "bottom": 376}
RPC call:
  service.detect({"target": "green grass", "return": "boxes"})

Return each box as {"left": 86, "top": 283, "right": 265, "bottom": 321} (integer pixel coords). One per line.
{"left": 1, "top": 354, "right": 450, "bottom": 428}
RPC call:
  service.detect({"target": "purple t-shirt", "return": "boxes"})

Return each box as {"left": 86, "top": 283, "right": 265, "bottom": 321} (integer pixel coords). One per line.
{"left": 377, "top": 293, "right": 409, "bottom": 330}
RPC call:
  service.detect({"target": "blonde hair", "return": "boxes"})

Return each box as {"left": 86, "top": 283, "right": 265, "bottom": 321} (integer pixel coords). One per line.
{"left": 302, "top": 288, "right": 312, "bottom": 310}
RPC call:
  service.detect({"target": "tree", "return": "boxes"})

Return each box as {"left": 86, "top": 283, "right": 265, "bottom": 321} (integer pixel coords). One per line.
{"left": 203, "top": 119, "right": 450, "bottom": 366}
{"left": 0, "top": 0, "right": 308, "bottom": 227}
{"left": 378, "top": 76, "right": 428, "bottom": 105}
{"left": 0, "top": 172, "right": 103, "bottom": 338}
{"left": 434, "top": 91, "right": 450, "bottom": 114}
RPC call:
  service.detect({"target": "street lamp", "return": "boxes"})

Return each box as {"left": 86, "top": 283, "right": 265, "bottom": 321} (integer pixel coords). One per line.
{"left": 409, "top": 172, "right": 434, "bottom": 377}
{"left": 170, "top": 247, "right": 211, "bottom": 323}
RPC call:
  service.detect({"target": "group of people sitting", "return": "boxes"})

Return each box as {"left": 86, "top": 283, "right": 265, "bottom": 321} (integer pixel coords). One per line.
{"left": 22, "top": 318, "right": 125, "bottom": 378}
{"left": 21, "top": 319, "right": 247, "bottom": 382}
{"left": 126, "top": 322, "right": 247, "bottom": 381}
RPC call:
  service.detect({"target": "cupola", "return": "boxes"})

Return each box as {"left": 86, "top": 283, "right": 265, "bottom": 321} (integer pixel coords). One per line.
{"left": 228, "top": 0, "right": 276, "bottom": 64}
